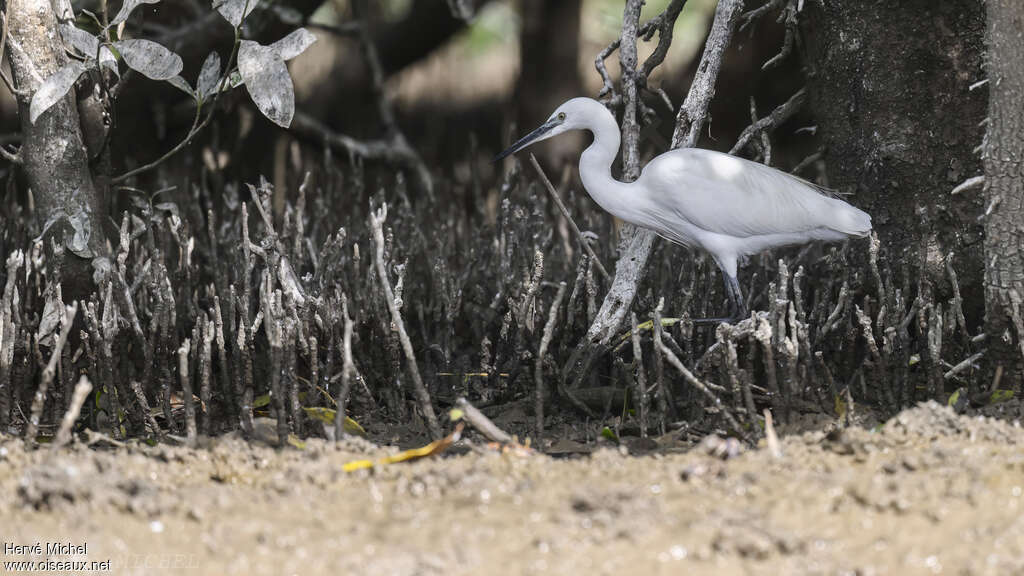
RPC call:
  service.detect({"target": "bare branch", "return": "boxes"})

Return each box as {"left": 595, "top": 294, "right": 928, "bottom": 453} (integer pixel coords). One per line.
{"left": 951, "top": 175, "right": 985, "bottom": 195}
{"left": 456, "top": 397, "right": 512, "bottom": 444}
{"left": 672, "top": 0, "right": 747, "bottom": 149}
{"left": 619, "top": 0, "right": 644, "bottom": 182}
{"left": 370, "top": 203, "right": 442, "bottom": 439}
{"left": 528, "top": 154, "right": 609, "bottom": 282}
{"left": 730, "top": 88, "right": 806, "bottom": 156}
{"left": 535, "top": 282, "right": 566, "bottom": 438}
{"left": 26, "top": 301, "right": 77, "bottom": 445}
{"left": 658, "top": 338, "right": 748, "bottom": 443}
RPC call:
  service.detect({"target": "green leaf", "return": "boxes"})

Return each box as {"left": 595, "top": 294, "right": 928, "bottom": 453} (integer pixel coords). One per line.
{"left": 947, "top": 387, "right": 963, "bottom": 407}
{"left": 600, "top": 426, "right": 618, "bottom": 443}
{"left": 989, "top": 389, "right": 1014, "bottom": 405}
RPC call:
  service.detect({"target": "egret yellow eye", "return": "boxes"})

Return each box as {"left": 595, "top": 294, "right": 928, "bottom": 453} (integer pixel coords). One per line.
{"left": 557, "top": 112, "right": 566, "bottom": 121}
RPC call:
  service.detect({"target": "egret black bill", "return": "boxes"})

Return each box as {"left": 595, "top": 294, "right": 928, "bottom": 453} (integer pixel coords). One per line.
{"left": 494, "top": 117, "right": 563, "bottom": 162}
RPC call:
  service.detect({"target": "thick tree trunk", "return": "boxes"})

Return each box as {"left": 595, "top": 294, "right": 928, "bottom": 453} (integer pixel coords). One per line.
{"left": 802, "top": 0, "right": 987, "bottom": 319}
{"left": 982, "top": 0, "right": 1024, "bottom": 389}
{"left": 6, "top": 0, "right": 106, "bottom": 296}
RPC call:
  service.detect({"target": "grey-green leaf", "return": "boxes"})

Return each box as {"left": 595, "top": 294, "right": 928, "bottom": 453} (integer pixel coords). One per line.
{"left": 237, "top": 40, "right": 294, "bottom": 128}
{"left": 213, "top": 0, "right": 257, "bottom": 28}
{"left": 111, "top": 0, "right": 162, "bottom": 25}
{"left": 115, "top": 39, "right": 183, "bottom": 80}
{"left": 268, "top": 28, "right": 317, "bottom": 61}
{"left": 197, "top": 52, "right": 221, "bottom": 99}
{"left": 60, "top": 25, "right": 119, "bottom": 74}
{"left": 61, "top": 24, "right": 99, "bottom": 57}
{"left": 30, "top": 60, "right": 88, "bottom": 124}
{"left": 166, "top": 75, "right": 194, "bottom": 98}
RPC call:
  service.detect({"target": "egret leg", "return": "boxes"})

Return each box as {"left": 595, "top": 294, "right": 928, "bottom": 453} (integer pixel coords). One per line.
{"left": 727, "top": 274, "right": 748, "bottom": 321}
{"left": 693, "top": 270, "right": 747, "bottom": 325}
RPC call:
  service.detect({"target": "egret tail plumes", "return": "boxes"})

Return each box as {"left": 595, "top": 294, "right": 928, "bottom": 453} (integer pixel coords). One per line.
{"left": 829, "top": 201, "right": 872, "bottom": 237}
{"left": 497, "top": 97, "right": 873, "bottom": 322}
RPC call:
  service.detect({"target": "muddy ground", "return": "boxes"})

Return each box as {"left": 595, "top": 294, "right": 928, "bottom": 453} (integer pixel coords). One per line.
{"left": 2, "top": 401, "right": 1024, "bottom": 576}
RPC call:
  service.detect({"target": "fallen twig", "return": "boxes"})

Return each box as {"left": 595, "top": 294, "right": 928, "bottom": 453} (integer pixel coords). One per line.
{"left": 456, "top": 397, "right": 513, "bottom": 444}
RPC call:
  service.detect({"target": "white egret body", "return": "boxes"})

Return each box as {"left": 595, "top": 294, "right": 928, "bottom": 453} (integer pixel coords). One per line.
{"left": 497, "top": 97, "right": 872, "bottom": 321}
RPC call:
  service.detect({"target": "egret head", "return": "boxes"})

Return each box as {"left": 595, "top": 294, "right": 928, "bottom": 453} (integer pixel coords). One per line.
{"left": 494, "top": 98, "right": 597, "bottom": 161}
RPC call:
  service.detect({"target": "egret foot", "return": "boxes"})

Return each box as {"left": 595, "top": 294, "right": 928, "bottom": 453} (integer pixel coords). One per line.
{"left": 692, "top": 315, "right": 744, "bottom": 326}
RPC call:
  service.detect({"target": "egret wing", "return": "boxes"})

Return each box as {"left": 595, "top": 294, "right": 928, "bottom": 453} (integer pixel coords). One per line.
{"left": 640, "top": 149, "right": 868, "bottom": 238}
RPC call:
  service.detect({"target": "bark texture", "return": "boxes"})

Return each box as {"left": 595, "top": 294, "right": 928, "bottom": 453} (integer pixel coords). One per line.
{"left": 983, "top": 0, "right": 1024, "bottom": 387}
{"left": 6, "top": 0, "right": 106, "bottom": 293}
{"left": 802, "top": 0, "right": 987, "bottom": 317}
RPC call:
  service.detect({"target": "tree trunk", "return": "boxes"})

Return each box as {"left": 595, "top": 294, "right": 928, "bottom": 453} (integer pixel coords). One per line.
{"left": 6, "top": 0, "right": 106, "bottom": 296}
{"left": 982, "top": 0, "right": 1024, "bottom": 389}
{"left": 802, "top": 0, "right": 987, "bottom": 321}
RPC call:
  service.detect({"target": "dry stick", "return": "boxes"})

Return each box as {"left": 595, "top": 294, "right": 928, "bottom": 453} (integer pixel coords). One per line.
{"left": 535, "top": 282, "right": 567, "bottom": 439}
{"left": 651, "top": 299, "right": 668, "bottom": 432}
{"left": 740, "top": 0, "right": 783, "bottom": 30}
{"left": 528, "top": 155, "right": 610, "bottom": 282}
{"left": 0, "top": 250, "right": 24, "bottom": 428}
{"left": 716, "top": 325, "right": 744, "bottom": 416}
{"left": 596, "top": 0, "right": 688, "bottom": 104}
{"left": 754, "top": 316, "right": 784, "bottom": 421}
{"left": 200, "top": 318, "right": 214, "bottom": 435}
{"left": 761, "top": 0, "right": 796, "bottom": 71}
{"left": 729, "top": 88, "right": 806, "bottom": 156}
{"left": 619, "top": 0, "right": 644, "bottom": 181}
{"left": 285, "top": 316, "right": 301, "bottom": 438}
{"left": 651, "top": 295, "right": 675, "bottom": 426}
{"left": 926, "top": 303, "right": 944, "bottom": 400}
{"left": 945, "top": 253, "right": 969, "bottom": 341}
{"left": 25, "top": 302, "right": 78, "bottom": 445}
{"left": 945, "top": 350, "right": 985, "bottom": 381}
{"left": 263, "top": 284, "right": 290, "bottom": 448}
{"left": 456, "top": 397, "right": 513, "bottom": 444}
{"left": 630, "top": 312, "right": 649, "bottom": 437}
{"left": 333, "top": 297, "right": 356, "bottom": 440}
{"left": 519, "top": 251, "right": 545, "bottom": 332}
{"left": 370, "top": 204, "right": 442, "bottom": 439}
{"left": 658, "top": 339, "right": 749, "bottom": 444}
{"left": 855, "top": 304, "right": 889, "bottom": 403}
{"left": 54, "top": 375, "right": 92, "bottom": 448}
{"left": 178, "top": 338, "right": 196, "bottom": 444}
{"left": 129, "top": 380, "right": 163, "bottom": 440}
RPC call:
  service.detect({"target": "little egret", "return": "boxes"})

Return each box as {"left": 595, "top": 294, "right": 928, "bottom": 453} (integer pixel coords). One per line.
{"left": 496, "top": 97, "right": 872, "bottom": 323}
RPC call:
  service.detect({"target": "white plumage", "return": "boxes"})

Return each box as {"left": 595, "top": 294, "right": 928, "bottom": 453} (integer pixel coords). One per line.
{"left": 497, "top": 97, "right": 871, "bottom": 321}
